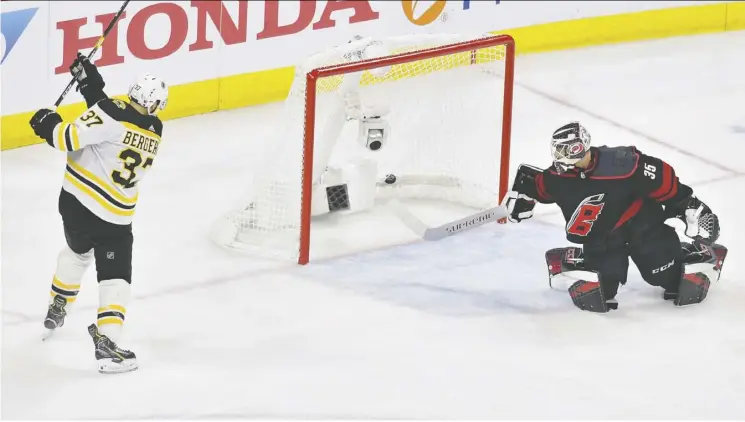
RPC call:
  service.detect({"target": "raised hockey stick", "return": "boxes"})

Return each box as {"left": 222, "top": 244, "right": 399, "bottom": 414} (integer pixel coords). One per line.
{"left": 388, "top": 200, "right": 509, "bottom": 241}
{"left": 53, "top": 0, "right": 130, "bottom": 109}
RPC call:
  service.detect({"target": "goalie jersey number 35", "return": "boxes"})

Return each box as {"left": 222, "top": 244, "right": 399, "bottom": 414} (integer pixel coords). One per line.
{"left": 51, "top": 98, "right": 163, "bottom": 225}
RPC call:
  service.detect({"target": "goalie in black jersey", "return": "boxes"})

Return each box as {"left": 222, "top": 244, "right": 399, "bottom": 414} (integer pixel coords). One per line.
{"left": 503, "top": 122, "right": 727, "bottom": 313}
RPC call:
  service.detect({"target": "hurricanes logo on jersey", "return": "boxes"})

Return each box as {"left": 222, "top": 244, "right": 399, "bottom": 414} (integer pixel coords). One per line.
{"left": 567, "top": 193, "right": 605, "bottom": 236}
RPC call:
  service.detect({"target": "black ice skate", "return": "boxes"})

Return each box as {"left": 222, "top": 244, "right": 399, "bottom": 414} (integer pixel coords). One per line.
{"left": 42, "top": 295, "right": 68, "bottom": 340}
{"left": 87, "top": 324, "right": 138, "bottom": 374}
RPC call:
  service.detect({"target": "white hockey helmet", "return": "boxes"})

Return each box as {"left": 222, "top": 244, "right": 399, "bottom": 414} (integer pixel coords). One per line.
{"left": 128, "top": 73, "right": 168, "bottom": 115}
{"left": 550, "top": 122, "right": 591, "bottom": 173}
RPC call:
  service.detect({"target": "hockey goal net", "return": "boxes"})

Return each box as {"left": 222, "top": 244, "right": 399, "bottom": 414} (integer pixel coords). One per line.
{"left": 212, "top": 33, "right": 515, "bottom": 264}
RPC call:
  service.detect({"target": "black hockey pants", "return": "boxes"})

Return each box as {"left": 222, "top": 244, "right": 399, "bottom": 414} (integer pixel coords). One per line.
{"left": 58, "top": 189, "right": 133, "bottom": 283}
{"left": 582, "top": 220, "right": 683, "bottom": 299}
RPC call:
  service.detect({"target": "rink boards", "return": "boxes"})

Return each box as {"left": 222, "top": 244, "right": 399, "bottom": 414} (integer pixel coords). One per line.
{"left": 1, "top": 0, "right": 743, "bottom": 151}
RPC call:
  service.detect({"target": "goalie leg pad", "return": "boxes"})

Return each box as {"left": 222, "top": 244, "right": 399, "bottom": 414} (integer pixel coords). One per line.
{"left": 546, "top": 247, "right": 585, "bottom": 276}
{"left": 546, "top": 247, "right": 587, "bottom": 289}
{"left": 666, "top": 242, "right": 727, "bottom": 306}
{"left": 711, "top": 243, "right": 728, "bottom": 276}
{"left": 681, "top": 242, "right": 728, "bottom": 281}
{"left": 568, "top": 279, "right": 617, "bottom": 313}
{"left": 547, "top": 245, "right": 628, "bottom": 298}
{"left": 673, "top": 272, "right": 711, "bottom": 306}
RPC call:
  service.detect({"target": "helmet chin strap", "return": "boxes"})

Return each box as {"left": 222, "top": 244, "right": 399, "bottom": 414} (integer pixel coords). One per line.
{"left": 148, "top": 100, "right": 161, "bottom": 115}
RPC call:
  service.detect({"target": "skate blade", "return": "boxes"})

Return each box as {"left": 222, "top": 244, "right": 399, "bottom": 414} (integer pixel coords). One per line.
{"left": 42, "top": 317, "right": 64, "bottom": 341}
{"left": 97, "top": 358, "right": 139, "bottom": 374}
{"left": 41, "top": 328, "right": 56, "bottom": 341}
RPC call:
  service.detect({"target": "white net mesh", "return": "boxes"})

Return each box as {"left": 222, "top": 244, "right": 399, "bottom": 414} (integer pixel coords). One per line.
{"left": 212, "top": 33, "right": 511, "bottom": 261}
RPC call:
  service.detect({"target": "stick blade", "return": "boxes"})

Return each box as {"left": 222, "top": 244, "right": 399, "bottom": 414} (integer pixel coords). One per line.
{"left": 388, "top": 200, "right": 508, "bottom": 241}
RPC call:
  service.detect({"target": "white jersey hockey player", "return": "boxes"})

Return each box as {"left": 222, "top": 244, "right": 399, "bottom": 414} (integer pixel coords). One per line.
{"left": 29, "top": 53, "right": 168, "bottom": 374}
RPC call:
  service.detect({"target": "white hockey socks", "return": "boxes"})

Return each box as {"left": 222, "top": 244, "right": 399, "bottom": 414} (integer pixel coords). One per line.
{"left": 97, "top": 278, "right": 130, "bottom": 343}
{"left": 49, "top": 246, "right": 94, "bottom": 307}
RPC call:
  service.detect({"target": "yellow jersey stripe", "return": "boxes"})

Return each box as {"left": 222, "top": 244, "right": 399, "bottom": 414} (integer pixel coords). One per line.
{"left": 67, "top": 159, "right": 138, "bottom": 205}
{"left": 56, "top": 124, "right": 66, "bottom": 151}
{"left": 65, "top": 166, "right": 136, "bottom": 211}
{"left": 64, "top": 173, "right": 135, "bottom": 217}
{"left": 71, "top": 124, "right": 81, "bottom": 150}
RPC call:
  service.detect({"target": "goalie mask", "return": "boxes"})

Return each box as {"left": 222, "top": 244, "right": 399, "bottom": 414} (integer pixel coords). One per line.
{"left": 550, "top": 122, "right": 591, "bottom": 173}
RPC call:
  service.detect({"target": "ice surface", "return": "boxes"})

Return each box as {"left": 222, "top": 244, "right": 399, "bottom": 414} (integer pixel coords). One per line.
{"left": 2, "top": 31, "right": 745, "bottom": 419}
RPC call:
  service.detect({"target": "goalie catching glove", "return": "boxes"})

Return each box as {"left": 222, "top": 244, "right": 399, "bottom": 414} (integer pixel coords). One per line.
{"left": 666, "top": 195, "right": 720, "bottom": 245}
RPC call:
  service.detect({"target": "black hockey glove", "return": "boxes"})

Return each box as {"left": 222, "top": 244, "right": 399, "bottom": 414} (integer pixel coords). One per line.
{"left": 667, "top": 195, "right": 720, "bottom": 245}
{"left": 29, "top": 108, "right": 62, "bottom": 144}
{"left": 70, "top": 52, "right": 105, "bottom": 92}
{"left": 502, "top": 190, "right": 536, "bottom": 223}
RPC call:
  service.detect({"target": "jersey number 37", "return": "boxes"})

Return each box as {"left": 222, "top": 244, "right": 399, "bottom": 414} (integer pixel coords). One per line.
{"left": 112, "top": 149, "right": 153, "bottom": 189}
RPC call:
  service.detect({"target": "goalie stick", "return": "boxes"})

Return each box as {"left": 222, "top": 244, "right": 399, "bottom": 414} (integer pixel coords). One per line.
{"left": 53, "top": 0, "right": 130, "bottom": 108}
{"left": 388, "top": 200, "right": 508, "bottom": 241}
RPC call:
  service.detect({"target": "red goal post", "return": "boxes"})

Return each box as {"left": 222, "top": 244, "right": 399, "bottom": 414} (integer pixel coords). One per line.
{"left": 298, "top": 34, "right": 516, "bottom": 264}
